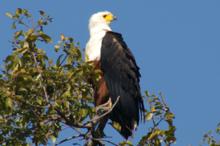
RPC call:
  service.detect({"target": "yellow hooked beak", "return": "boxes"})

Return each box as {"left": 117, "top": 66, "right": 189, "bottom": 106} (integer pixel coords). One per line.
{"left": 104, "top": 13, "right": 117, "bottom": 24}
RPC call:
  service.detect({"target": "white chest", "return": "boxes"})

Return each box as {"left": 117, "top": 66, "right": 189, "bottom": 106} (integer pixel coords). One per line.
{"left": 85, "top": 32, "right": 106, "bottom": 61}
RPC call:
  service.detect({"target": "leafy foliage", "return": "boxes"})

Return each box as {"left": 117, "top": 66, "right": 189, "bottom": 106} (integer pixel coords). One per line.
{"left": 138, "top": 92, "right": 176, "bottom": 146}
{"left": 0, "top": 8, "right": 177, "bottom": 146}
{"left": 202, "top": 123, "right": 220, "bottom": 146}
{"left": 1, "top": 9, "right": 98, "bottom": 145}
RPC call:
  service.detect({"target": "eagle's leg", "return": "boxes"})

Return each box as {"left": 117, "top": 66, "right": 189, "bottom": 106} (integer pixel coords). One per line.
{"left": 91, "top": 74, "right": 113, "bottom": 146}
{"left": 92, "top": 99, "right": 112, "bottom": 146}
{"left": 95, "top": 116, "right": 109, "bottom": 138}
{"left": 91, "top": 119, "right": 108, "bottom": 146}
{"left": 94, "top": 98, "right": 112, "bottom": 137}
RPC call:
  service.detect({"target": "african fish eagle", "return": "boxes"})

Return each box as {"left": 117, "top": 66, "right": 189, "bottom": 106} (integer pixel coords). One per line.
{"left": 85, "top": 11, "right": 145, "bottom": 139}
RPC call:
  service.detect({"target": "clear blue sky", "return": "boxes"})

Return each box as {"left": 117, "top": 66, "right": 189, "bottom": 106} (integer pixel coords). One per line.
{"left": 1, "top": 1, "right": 220, "bottom": 145}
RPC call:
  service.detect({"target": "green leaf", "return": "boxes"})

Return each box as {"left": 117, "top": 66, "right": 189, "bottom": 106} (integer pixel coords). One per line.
{"left": 16, "top": 8, "right": 22, "bottom": 15}
{"left": 148, "top": 129, "right": 164, "bottom": 140}
{"left": 151, "top": 106, "right": 156, "bottom": 113}
{"left": 5, "top": 55, "right": 14, "bottom": 63}
{"left": 26, "top": 28, "right": 34, "bottom": 36}
{"left": 145, "top": 90, "right": 150, "bottom": 97}
{"left": 56, "top": 54, "right": 64, "bottom": 66}
{"left": 35, "top": 74, "right": 41, "bottom": 81}
{"left": 145, "top": 112, "right": 153, "bottom": 121}
{"left": 5, "top": 12, "right": 13, "bottom": 18}
{"left": 38, "top": 19, "right": 43, "bottom": 26}
{"left": 111, "top": 121, "right": 121, "bottom": 132}
{"left": 5, "top": 97, "right": 12, "bottom": 109}
{"left": 79, "top": 109, "right": 88, "bottom": 118}
{"left": 69, "top": 37, "right": 73, "bottom": 42}
{"left": 22, "top": 9, "right": 31, "bottom": 17}
{"left": 165, "top": 112, "right": 175, "bottom": 121}
{"left": 119, "top": 141, "right": 133, "bottom": 146}
{"left": 23, "top": 41, "right": 29, "bottom": 48}
{"left": 60, "top": 34, "right": 65, "bottom": 41}
{"left": 66, "top": 56, "right": 73, "bottom": 65}
{"left": 14, "top": 30, "right": 23, "bottom": 39}
{"left": 29, "top": 34, "right": 38, "bottom": 41}
{"left": 54, "top": 45, "right": 60, "bottom": 52}
{"left": 50, "top": 135, "right": 56, "bottom": 143}
{"left": 39, "top": 33, "right": 52, "bottom": 43}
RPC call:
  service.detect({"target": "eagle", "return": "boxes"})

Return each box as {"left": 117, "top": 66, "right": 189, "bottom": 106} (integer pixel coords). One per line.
{"left": 85, "top": 11, "right": 145, "bottom": 139}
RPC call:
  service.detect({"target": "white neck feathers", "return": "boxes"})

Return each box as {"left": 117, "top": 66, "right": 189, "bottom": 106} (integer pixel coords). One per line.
{"left": 89, "top": 23, "right": 111, "bottom": 36}
{"left": 85, "top": 24, "right": 111, "bottom": 62}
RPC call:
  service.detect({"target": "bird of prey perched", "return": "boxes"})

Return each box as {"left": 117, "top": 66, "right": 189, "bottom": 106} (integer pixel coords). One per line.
{"left": 85, "top": 11, "right": 145, "bottom": 139}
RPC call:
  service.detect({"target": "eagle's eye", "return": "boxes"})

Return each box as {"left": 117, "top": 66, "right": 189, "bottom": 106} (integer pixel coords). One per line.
{"left": 103, "top": 14, "right": 107, "bottom": 18}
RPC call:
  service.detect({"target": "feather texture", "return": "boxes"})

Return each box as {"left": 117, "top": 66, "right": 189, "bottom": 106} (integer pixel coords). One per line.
{"left": 100, "top": 31, "right": 145, "bottom": 139}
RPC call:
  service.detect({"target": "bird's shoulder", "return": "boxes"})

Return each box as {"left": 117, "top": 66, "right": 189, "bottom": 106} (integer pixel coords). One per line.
{"left": 105, "top": 31, "right": 123, "bottom": 41}
{"left": 103, "top": 31, "right": 128, "bottom": 49}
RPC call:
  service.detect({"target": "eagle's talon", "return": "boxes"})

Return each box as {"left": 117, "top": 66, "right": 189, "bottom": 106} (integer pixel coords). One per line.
{"left": 95, "top": 98, "right": 112, "bottom": 115}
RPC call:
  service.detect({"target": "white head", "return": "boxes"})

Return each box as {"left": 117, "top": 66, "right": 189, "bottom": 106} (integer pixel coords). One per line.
{"left": 85, "top": 11, "right": 116, "bottom": 61}
{"left": 89, "top": 11, "right": 116, "bottom": 36}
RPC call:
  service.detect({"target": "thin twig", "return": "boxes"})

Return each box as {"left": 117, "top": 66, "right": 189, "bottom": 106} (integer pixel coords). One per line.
{"left": 56, "top": 97, "right": 120, "bottom": 146}
{"left": 17, "top": 17, "right": 30, "bottom": 28}
{"left": 92, "top": 137, "right": 118, "bottom": 146}
{"left": 42, "top": 86, "right": 49, "bottom": 102}
{"left": 60, "top": 54, "right": 68, "bottom": 66}
{"left": 32, "top": 52, "right": 49, "bottom": 102}
{"left": 55, "top": 134, "right": 83, "bottom": 146}
{"left": 55, "top": 108, "right": 91, "bottom": 129}
{"left": 159, "top": 92, "right": 169, "bottom": 112}
{"left": 154, "top": 117, "right": 165, "bottom": 128}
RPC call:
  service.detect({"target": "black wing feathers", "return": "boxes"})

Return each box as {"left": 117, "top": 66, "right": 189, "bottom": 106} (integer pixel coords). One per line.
{"left": 100, "top": 31, "right": 144, "bottom": 138}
